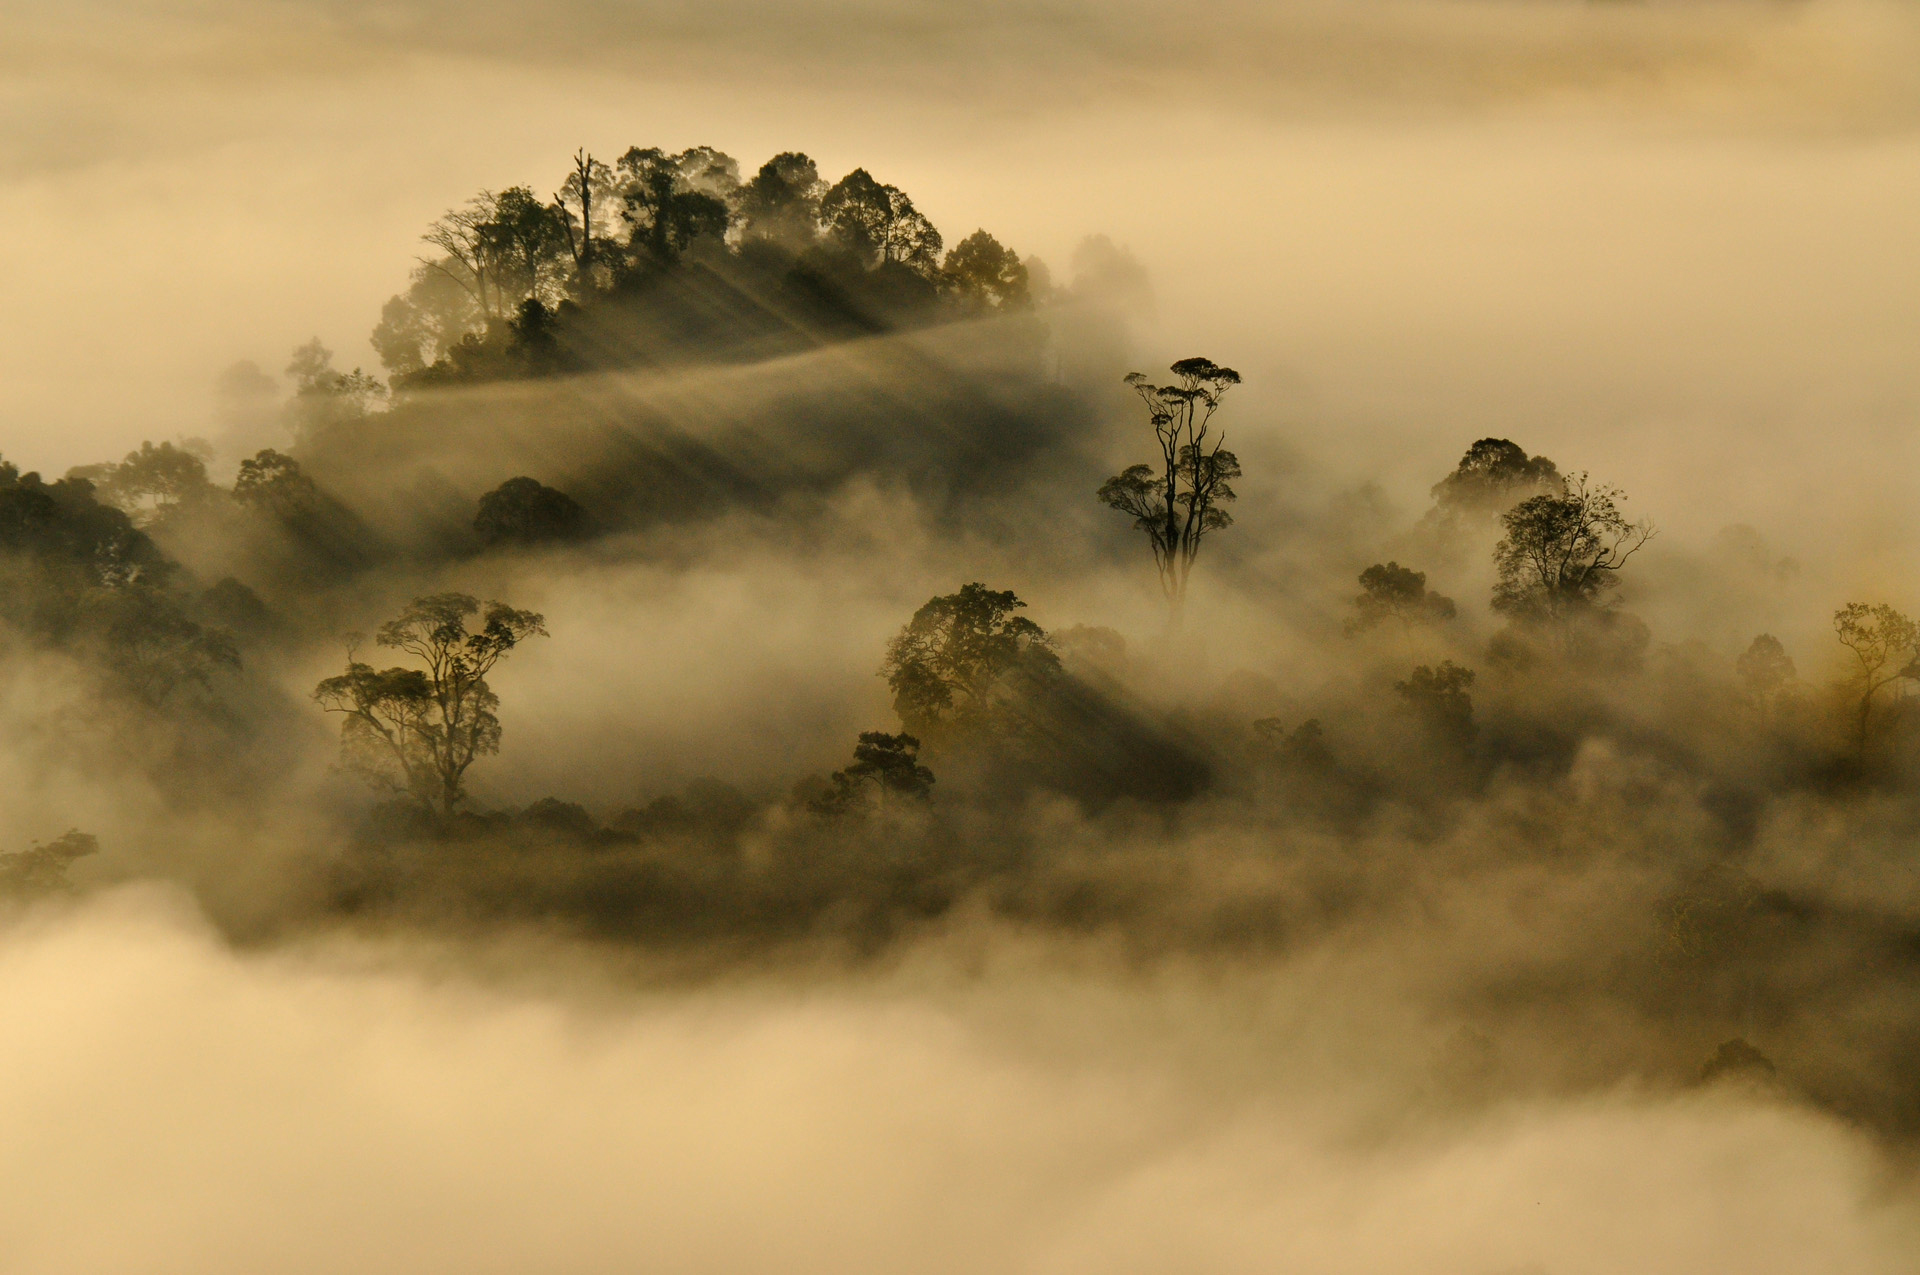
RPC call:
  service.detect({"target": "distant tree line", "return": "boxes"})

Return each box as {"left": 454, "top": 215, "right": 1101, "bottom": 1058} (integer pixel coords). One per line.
{"left": 370, "top": 145, "right": 1036, "bottom": 388}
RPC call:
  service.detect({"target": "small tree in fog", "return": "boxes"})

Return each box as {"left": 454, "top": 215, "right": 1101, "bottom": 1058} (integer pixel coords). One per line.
{"left": 67, "top": 440, "right": 216, "bottom": 528}
{"left": 1097, "top": 357, "right": 1242, "bottom": 611}
{"left": 474, "top": 477, "right": 588, "bottom": 546}
{"left": 1345, "top": 562, "right": 1455, "bottom": 642}
{"left": 284, "top": 339, "right": 386, "bottom": 442}
{"left": 1491, "top": 473, "right": 1653, "bottom": 628}
{"left": 1396, "top": 662, "right": 1477, "bottom": 746}
{"left": 810, "top": 732, "right": 935, "bottom": 815}
{"left": 1737, "top": 634, "right": 1795, "bottom": 716}
{"left": 314, "top": 593, "right": 547, "bottom": 818}
{"left": 882, "top": 583, "right": 1058, "bottom": 742}
{"left": 1832, "top": 603, "right": 1920, "bottom": 753}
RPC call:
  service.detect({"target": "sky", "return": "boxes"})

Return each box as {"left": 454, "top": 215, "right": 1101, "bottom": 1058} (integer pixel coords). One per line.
{"left": 4, "top": 0, "right": 1918, "bottom": 537}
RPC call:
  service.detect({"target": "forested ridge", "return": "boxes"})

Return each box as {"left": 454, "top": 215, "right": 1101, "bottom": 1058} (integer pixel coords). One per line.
{"left": 6, "top": 139, "right": 1920, "bottom": 1142}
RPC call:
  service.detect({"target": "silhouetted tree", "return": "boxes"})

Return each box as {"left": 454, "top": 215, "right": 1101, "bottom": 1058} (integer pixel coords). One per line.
{"left": 882, "top": 583, "right": 1058, "bottom": 741}
{"left": 422, "top": 192, "right": 510, "bottom": 319}
{"left": 314, "top": 594, "right": 548, "bottom": 818}
{"left": 1345, "top": 562, "right": 1455, "bottom": 640}
{"left": 0, "top": 459, "right": 232, "bottom": 702}
{"left": 481, "top": 186, "right": 571, "bottom": 308}
{"left": 811, "top": 731, "right": 935, "bottom": 814}
{"left": 555, "top": 148, "right": 616, "bottom": 281}
{"left": 1737, "top": 634, "right": 1795, "bottom": 713}
{"left": 1252, "top": 717, "right": 1331, "bottom": 770}
{"left": 284, "top": 339, "right": 385, "bottom": 441}
{"left": 616, "top": 147, "right": 732, "bottom": 267}
{"left": 0, "top": 458, "right": 169, "bottom": 590}
{"left": 670, "top": 146, "right": 742, "bottom": 200}
{"left": 0, "top": 831, "right": 97, "bottom": 898}
{"left": 1396, "top": 662, "right": 1477, "bottom": 745}
{"left": 1432, "top": 438, "right": 1562, "bottom": 518}
{"left": 372, "top": 262, "right": 482, "bottom": 375}
{"left": 87, "top": 582, "right": 239, "bottom": 704}
{"left": 1491, "top": 473, "right": 1653, "bottom": 626}
{"left": 199, "top": 576, "right": 276, "bottom": 639}
{"left": 1832, "top": 603, "right": 1920, "bottom": 753}
{"left": 233, "top": 449, "right": 319, "bottom": 516}
{"left": 67, "top": 440, "right": 216, "bottom": 528}
{"left": 820, "top": 169, "right": 943, "bottom": 272}
{"left": 942, "top": 230, "right": 1030, "bottom": 310}
{"left": 1097, "top": 357, "right": 1242, "bottom": 609}
{"left": 474, "top": 476, "right": 587, "bottom": 546}
{"left": 732, "top": 152, "right": 825, "bottom": 249}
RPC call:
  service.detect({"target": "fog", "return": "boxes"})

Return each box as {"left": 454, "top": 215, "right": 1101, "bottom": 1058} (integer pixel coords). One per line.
{"left": 3, "top": 889, "right": 1915, "bottom": 1275}
{"left": 6, "top": 0, "right": 1920, "bottom": 1269}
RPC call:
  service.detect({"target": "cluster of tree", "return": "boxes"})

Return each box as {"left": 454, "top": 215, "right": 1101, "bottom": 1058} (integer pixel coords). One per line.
{"left": 370, "top": 146, "right": 1036, "bottom": 388}
{"left": 69, "top": 386, "right": 594, "bottom": 581}
{"left": 0, "top": 456, "right": 237, "bottom": 704}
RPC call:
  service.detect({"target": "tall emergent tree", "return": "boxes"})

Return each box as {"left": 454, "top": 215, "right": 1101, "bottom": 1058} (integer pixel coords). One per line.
{"left": 1491, "top": 473, "right": 1653, "bottom": 626}
{"left": 555, "top": 148, "right": 616, "bottom": 279}
{"left": 1096, "top": 357, "right": 1243, "bottom": 609}
{"left": 1832, "top": 603, "right": 1920, "bottom": 754}
{"left": 314, "top": 593, "right": 547, "bottom": 818}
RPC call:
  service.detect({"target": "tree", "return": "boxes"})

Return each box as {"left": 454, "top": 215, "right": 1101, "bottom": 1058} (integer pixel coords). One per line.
{"left": 234, "top": 449, "right": 320, "bottom": 516}
{"left": 882, "top": 583, "right": 1058, "bottom": 741}
{"left": 1252, "top": 716, "right": 1331, "bottom": 770}
{"left": 314, "top": 594, "right": 548, "bottom": 817}
{"left": 1431, "top": 438, "right": 1562, "bottom": 518}
{"left": 811, "top": 731, "right": 935, "bottom": 814}
{"left": 83, "top": 582, "right": 239, "bottom": 705}
{"left": 1345, "top": 562, "right": 1455, "bottom": 640}
{"left": 422, "top": 192, "right": 509, "bottom": 320}
{"left": 1736, "top": 634, "right": 1795, "bottom": 711}
{"left": 555, "top": 148, "right": 616, "bottom": 280}
{"left": 1096, "top": 357, "right": 1243, "bottom": 609}
{"left": 942, "top": 230, "right": 1030, "bottom": 311}
{"left": 0, "top": 459, "right": 233, "bottom": 702}
{"left": 481, "top": 186, "right": 571, "bottom": 308}
{"left": 0, "top": 458, "right": 169, "bottom": 590}
{"left": 732, "top": 152, "right": 825, "bottom": 250}
{"left": 474, "top": 476, "right": 588, "bottom": 546}
{"left": 1491, "top": 473, "right": 1653, "bottom": 626}
{"left": 1396, "top": 662, "right": 1477, "bottom": 746}
{"left": 669, "top": 146, "right": 741, "bottom": 200}
{"left": 1832, "top": 603, "right": 1920, "bottom": 753}
{"left": 0, "top": 831, "right": 98, "bottom": 898}
{"left": 820, "top": 168, "right": 942, "bottom": 272}
{"left": 66, "top": 440, "right": 216, "bottom": 528}
{"left": 819, "top": 168, "right": 893, "bottom": 263}
{"left": 615, "top": 147, "right": 732, "bottom": 267}
{"left": 284, "top": 339, "right": 386, "bottom": 442}
{"left": 371, "top": 262, "right": 482, "bottom": 376}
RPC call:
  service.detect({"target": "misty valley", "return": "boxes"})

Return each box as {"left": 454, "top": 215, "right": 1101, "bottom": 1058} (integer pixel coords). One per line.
{"left": 5, "top": 127, "right": 1920, "bottom": 1273}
